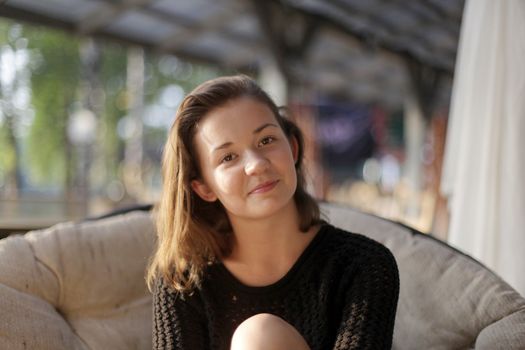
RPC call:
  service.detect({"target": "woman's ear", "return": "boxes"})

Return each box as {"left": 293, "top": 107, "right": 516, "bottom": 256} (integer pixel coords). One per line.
{"left": 191, "top": 179, "right": 218, "bottom": 202}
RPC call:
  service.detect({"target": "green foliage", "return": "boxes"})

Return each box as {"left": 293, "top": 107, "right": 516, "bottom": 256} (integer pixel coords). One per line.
{"left": 0, "top": 123, "right": 15, "bottom": 175}
{"left": 25, "top": 26, "right": 80, "bottom": 184}
{"left": 0, "top": 19, "right": 20, "bottom": 187}
{"left": 99, "top": 41, "right": 127, "bottom": 180}
{"left": 0, "top": 21, "right": 9, "bottom": 176}
{"left": 1, "top": 17, "right": 230, "bottom": 196}
{"left": 0, "top": 19, "right": 10, "bottom": 43}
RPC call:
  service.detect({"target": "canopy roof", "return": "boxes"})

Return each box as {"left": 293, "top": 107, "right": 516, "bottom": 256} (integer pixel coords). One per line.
{"left": 0, "top": 0, "right": 465, "bottom": 108}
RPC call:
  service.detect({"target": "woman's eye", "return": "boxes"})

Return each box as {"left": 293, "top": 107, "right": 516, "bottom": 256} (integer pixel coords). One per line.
{"left": 259, "top": 136, "right": 275, "bottom": 146}
{"left": 221, "top": 154, "right": 236, "bottom": 163}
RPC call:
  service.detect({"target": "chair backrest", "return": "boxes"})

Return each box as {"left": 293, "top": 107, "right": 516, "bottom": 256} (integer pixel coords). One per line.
{"left": 321, "top": 202, "right": 525, "bottom": 350}
{"left": 1, "top": 203, "right": 524, "bottom": 349}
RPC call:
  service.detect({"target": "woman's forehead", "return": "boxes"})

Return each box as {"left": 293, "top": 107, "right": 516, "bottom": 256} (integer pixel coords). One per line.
{"left": 199, "top": 97, "right": 277, "bottom": 131}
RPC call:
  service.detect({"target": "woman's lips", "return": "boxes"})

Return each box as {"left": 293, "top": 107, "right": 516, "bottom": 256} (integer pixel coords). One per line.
{"left": 249, "top": 180, "right": 279, "bottom": 194}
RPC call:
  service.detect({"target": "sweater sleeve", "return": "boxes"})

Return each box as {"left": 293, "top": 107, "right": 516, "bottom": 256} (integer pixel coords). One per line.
{"left": 333, "top": 244, "right": 400, "bottom": 350}
{"left": 152, "top": 278, "right": 209, "bottom": 350}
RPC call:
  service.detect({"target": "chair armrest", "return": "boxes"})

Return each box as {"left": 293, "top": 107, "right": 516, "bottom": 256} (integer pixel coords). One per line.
{"left": 475, "top": 308, "right": 525, "bottom": 349}
{"left": 0, "top": 234, "right": 87, "bottom": 349}
{"left": 0, "top": 210, "right": 156, "bottom": 350}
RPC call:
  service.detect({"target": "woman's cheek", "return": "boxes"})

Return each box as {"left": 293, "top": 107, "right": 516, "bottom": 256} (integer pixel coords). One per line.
{"left": 215, "top": 169, "right": 238, "bottom": 195}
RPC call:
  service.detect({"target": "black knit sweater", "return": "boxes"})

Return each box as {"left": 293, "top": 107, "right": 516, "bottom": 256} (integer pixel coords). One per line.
{"left": 153, "top": 223, "right": 399, "bottom": 349}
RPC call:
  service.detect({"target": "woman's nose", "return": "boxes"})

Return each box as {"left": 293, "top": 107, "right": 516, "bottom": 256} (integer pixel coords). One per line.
{"left": 244, "top": 151, "right": 269, "bottom": 175}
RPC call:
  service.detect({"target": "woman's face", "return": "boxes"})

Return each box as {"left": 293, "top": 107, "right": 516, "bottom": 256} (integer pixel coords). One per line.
{"left": 191, "top": 96, "right": 298, "bottom": 224}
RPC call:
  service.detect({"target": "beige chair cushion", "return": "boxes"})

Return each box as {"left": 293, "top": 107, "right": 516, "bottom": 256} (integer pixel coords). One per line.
{"left": 1, "top": 203, "right": 524, "bottom": 349}
{"left": 0, "top": 211, "right": 155, "bottom": 350}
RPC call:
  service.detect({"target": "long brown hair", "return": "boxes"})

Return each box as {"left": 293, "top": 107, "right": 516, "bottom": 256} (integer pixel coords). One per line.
{"left": 147, "top": 75, "right": 320, "bottom": 293}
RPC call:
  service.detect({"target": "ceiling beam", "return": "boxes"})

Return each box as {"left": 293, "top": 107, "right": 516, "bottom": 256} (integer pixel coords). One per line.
{"left": 330, "top": 0, "right": 455, "bottom": 71}
{"left": 146, "top": 5, "right": 266, "bottom": 53}
{"left": 0, "top": 4, "right": 77, "bottom": 32}
{"left": 0, "top": 3, "right": 232, "bottom": 68}
{"left": 283, "top": 0, "right": 455, "bottom": 75}
{"left": 251, "top": 0, "right": 319, "bottom": 85}
{"left": 78, "top": 0, "right": 154, "bottom": 35}
{"left": 159, "top": 9, "right": 245, "bottom": 51}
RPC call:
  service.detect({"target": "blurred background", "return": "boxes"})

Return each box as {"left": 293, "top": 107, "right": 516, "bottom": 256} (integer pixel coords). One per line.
{"left": 1, "top": 0, "right": 523, "bottom": 293}
{"left": 0, "top": 0, "right": 459, "bottom": 237}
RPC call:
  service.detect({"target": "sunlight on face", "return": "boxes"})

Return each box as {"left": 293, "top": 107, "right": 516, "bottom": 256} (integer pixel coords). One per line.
{"left": 191, "top": 96, "right": 298, "bottom": 224}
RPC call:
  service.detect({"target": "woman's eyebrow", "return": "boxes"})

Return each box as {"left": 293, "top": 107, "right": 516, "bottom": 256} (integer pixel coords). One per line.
{"left": 212, "top": 123, "right": 279, "bottom": 153}
{"left": 253, "top": 123, "right": 278, "bottom": 134}
{"left": 212, "top": 142, "right": 232, "bottom": 153}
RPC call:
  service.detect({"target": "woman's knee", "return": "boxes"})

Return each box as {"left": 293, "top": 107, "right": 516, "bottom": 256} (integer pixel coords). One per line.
{"left": 230, "top": 313, "right": 310, "bottom": 350}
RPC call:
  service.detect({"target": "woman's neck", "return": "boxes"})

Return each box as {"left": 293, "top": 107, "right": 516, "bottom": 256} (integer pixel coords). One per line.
{"left": 223, "top": 201, "right": 319, "bottom": 286}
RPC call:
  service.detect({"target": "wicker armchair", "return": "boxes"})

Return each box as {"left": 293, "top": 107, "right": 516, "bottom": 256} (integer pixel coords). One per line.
{"left": 1, "top": 203, "right": 524, "bottom": 349}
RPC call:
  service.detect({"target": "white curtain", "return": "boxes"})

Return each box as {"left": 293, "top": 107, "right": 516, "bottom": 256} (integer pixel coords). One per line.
{"left": 441, "top": 0, "right": 525, "bottom": 296}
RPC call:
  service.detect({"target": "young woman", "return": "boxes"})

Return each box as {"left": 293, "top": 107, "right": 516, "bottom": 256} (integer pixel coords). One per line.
{"left": 148, "top": 75, "right": 399, "bottom": 350}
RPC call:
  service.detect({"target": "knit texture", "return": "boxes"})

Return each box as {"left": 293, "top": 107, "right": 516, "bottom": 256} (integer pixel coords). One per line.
{"left": 153, "top": 223, "right": 399, "bottom": 349}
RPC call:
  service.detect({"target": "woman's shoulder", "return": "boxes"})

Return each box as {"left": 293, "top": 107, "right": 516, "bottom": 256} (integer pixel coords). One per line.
{"left": 316, "top": 223, "right": 399, "bottom": 290}
{"left": 318, "top": 222, "right": 397, "bottom": 265}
